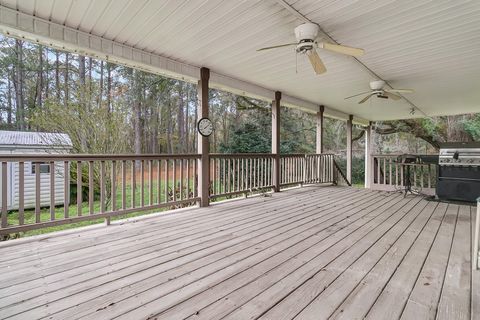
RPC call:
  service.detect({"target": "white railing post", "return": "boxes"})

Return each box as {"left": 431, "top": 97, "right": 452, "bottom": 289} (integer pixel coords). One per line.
{"left": 474, "top": 197, "right": 480, "bottom": 270}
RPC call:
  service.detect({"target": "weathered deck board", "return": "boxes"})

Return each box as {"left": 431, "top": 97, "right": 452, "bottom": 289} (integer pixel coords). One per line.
{"left": 0, "top": 186, "right": 475, "bottom": 320}
{"left": 436, "top": 205, "right": 471, "bottom": 320}
{"left": 400, "top": 204, "right": 459, "bottom": 319}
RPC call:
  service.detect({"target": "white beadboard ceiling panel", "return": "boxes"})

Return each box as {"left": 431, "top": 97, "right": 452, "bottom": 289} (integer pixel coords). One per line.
{"left": 0, "top": 0, "right": 479, "bottom": 121}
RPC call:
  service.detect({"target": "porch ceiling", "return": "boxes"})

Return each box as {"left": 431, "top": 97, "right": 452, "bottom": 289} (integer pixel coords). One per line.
{"left": 0, "top": 0, "right": 479, "bottom": 122}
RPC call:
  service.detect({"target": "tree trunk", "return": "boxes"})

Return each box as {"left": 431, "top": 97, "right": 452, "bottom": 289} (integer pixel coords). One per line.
{"left": 106, "top": 62, "right": 112, "bottom": 111}
{"left": 132, "top": 70, "right": 143, "bottom": 156}
{"left": 177, "top": 83, "right": 185, "bottom": 152}
{"left": 79, "top": 55, "right": 86, "bottom": 85}
{"left": 64, "top": 52, "right": 69, "bottom": 106}
{"left": 98, "top": 61, "right": 104, "bottom": 108}
{"left": 7, "top": 74, "right": 12, "bottom": 126}
{"left": 36, "top": 45, "right": 43, "bottom": 108}
{"left": 45, "top": 47, "right": 49, "bottom": 99}
{"left": 14, "top": 39, "right": 25, "bottom": 130}
{"left": 88, "top": 57, "right": 93, "bottom": 103}
{"left": 167, "top": 101, "right": 173, "bottom": 154}
{"left": 78, "top": 55, "right": 86, "bottom": 105}
{"left": 184, "top": 86, "right": 190, "bottom": 152}
{"left": 55, "top": 51, "right": 60, "bottom": 101}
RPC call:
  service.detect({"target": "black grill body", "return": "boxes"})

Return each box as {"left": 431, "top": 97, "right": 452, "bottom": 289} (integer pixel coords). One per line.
{"left": 437, "top": 142, "right": 480, "bottom": 203}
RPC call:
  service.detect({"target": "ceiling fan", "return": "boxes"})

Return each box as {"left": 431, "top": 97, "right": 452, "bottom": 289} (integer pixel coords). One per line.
{"left": 257, "top": 23, "right": 364, "bottom": 75}
{"left": 344, "top": 80, "right": 414, "bottom": 104}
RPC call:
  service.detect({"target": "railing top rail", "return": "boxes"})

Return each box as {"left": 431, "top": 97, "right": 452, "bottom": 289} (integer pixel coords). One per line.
{"left": 0, "top": 154, "right": 201, "bottom": 162}
{"left": 371, "top": 153, "right": 437, "bottom": 157}
{"left": 210, "top": 153, "right": 336, "bottom": 159}
{"left": 210, "top": 153, "right": 276, "bottom": 158}
{"left": 304, "top": 153, "right": 335, "bottom": 156}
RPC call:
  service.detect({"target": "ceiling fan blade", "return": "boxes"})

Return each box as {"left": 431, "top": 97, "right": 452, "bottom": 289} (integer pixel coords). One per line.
{"left": 256, "top": 43, "right": 298, "bottom": 51}
{"left": 345, "top": 91, "right": 372, "bottom": 100}
{"left": 320, "top": 42, "right": 365, "bottom": 57}
{"left": 385, "top": 88, "right": 414, "bottom": 94}
{"left": 358, "top": 93, "right": 375, "bottom": 104}
{"left": 384, "top": 92, "right": 402, "bottom": 100}
{"left": 306, "top": 49, "right": 326, "bottom": 75}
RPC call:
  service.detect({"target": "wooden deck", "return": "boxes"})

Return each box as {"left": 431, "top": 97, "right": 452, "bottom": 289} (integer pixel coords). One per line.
{"left": 0, "top": 186, "right": 477, "bottom": 320}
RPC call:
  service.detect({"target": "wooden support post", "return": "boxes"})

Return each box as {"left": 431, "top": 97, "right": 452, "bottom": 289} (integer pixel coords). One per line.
{"left": 272, "top": 91, "right": 281, "bottom": 192}
{"left": 197, "top": 67, "right": 210, "bottom": 207}
{"left": 316, "top": 105, "right": 324, "bottom": 154}
{"left": 346, "top": 114, "right": 353, "bottom": 184}
{"left": 364, "top": 121, "right": 373, "bottom": 188}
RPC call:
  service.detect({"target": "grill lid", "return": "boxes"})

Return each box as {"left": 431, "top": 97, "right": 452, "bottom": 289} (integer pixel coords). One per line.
{"left": 439, "top": 142, "right": 480, "bottom": 166}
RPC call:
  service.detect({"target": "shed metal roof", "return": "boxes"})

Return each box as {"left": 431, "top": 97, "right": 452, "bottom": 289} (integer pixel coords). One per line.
{"left": 0, "top": 131, "right": 73, "bottom": 147}
{"left": 0, "top": 0, "right": 478, "bottom": 122}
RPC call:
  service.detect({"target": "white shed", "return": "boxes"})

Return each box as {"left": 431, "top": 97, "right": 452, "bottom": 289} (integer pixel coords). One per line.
{"left": 0, "top": 131, "right": 73, "bottom": 211}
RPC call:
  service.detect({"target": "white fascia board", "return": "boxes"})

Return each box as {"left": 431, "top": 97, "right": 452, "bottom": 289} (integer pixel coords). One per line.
{"left": 0, "top": 5, "right": 367, "bottom": 126}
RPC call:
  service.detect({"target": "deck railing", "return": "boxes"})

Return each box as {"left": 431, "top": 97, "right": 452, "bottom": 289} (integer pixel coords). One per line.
{"left": 0, "top": 154, "right": 200, "bottom": 235}
{"left": 209, "top": 153, "right": 275, "bottom": 199}
{"left": 280, "top": 154, "right": 335, "bottom": 186}
{"left": 371, "top": 154, "right": 437, "bottom": 195}
{"left": 210, "top": 153, "right": 336, "bottom": 199}
{"left": 0, "top": 153, "right": 341, "bottom": 235}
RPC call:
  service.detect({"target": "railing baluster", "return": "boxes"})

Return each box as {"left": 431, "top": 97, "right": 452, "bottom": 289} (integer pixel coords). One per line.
{"left": 253, "top": 158, "right": 257, "bottom": 188}
{"left": 232, "top": 158, "right": 236, "bottom": 192}
{"left": 111, "top": 161, "right": 117, "bottom": 212}
{"left": 140, "top": 160, "right": 145, "bottom": 207}
{"left": 193, "top": 158, "right": 197, "bottom": 198}
{"left": 413, "top": 166, "right": 417, "bottom": 187}
{"left": 88, "top": 161, "right": 94, "bottom": 215}
{"left": 149, "top": 159, "right": 153, "bottom": 205}
{"left": 164, "top": 159, "right": 169, "bottom": 202}
{"left": 237, "top": 158, "right": 241, "bottom": 191}
{"left": 1, "top": 162, "right": 7, "bottom": 228}
{"left": 241, "top": 158, "right": 244, "bottom": 191}
{"left": 121, "top": 160, "right": 126, "bottom": 210}
{"left": 50, "top": 161, "right": 55, "bottom": 221}
{"left": 222, "top": 158, "right": 226, "bottom": 194}
{"left": 157, "top": 159, "right": 161, "bottom": 203}
{"left": 63, "top": 161, "right": 69, "bottom": 219}
{"left": 388, "top": 158, "right": 392, "bottom": 185}
{"left": 395, "top": 161, "right": 398, "bottom": 186}
{"left": 187, "top": 159, "right": 191, "bottom": 199}
{"left": 420, "top": 165, "right": 424, "bottom": 188}
{"left": 19, "top": 162, "right": 25, "bottom": 225}
{"left": 180, "top": 159, "right": 184, "bottom": 201}
{"left": 227, "top": 158, "right": 231, "bottom": 193}
{"left": 100, "top": 161, "right": 106, "bottom": 217}
{"left": 77, "top": 161, "right": 82, "bottom": 216}
{"left": 173, "top": 159, "right": 177, "bottom": 202}
{"left": 131, "top": 160, "right": 136, "bottom": 208}
{"left": 35, "top": 162, "right": 41, "bottom": 223}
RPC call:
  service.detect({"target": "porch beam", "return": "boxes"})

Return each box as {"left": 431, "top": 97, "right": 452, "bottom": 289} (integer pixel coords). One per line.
{"left": 346, "top": 114, "right": 353, "bottom": 184}
{"left": 316, "top": 105, "right": 325, "bottom": 154}
{"left": 197, "top": 67, "right": 210, "bottom": 207}
{"left": 272, "top": 91, "right": 281, "bottom": 192}
{"left": 364, "top": 121, "right": 373, "bottom": 188}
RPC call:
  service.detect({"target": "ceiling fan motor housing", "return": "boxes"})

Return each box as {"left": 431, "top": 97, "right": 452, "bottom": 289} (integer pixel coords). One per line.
{"left": 370, "top": 80, "right": 386, "bottom": 91}
{"left": 294, "top": 23, "right": 319, "bottom": 42}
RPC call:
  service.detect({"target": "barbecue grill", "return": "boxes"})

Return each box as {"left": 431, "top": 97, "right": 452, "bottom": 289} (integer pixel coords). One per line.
{"left": 437, "top": 142, "right": 480, "bottom": 202}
